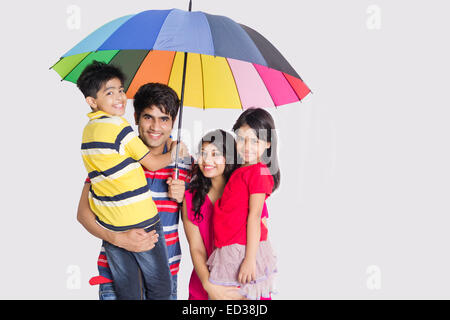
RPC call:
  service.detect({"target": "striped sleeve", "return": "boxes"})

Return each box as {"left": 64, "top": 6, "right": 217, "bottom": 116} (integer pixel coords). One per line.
{"left": 118, "top": 125, "right": 149, "bottom": 161}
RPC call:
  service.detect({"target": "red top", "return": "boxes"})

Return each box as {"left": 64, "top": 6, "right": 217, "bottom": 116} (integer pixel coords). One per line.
{"left": 213, "top": 162, "right": 274, "bottom": 248}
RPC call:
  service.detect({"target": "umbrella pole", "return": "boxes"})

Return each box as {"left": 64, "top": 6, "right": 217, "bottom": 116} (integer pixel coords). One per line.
{"left": 173, "top": 0, "right": 192, "bottom": 179}
{"left": 173, "top": 52, "right": 188, "bottom": 179}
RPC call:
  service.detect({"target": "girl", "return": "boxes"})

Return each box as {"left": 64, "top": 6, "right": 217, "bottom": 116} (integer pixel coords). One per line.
{"left": 183, "top": 129, "right": 271, "bottom": 300}
{"left": 207, "top": 108, "right": 280, "bottom": 300}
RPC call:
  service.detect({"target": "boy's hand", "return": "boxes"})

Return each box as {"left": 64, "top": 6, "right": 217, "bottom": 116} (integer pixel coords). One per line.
{"left": 167, "top": 177, "right": 185, "bottom": 203}
{"left": 238, "top": 257, "right": 256, "bottom": 284}
{"left": 113, "top": 229, "right": 159, "bottom": 252}
{"left": 169, "top": 140, "right": 189, "bottom": 162}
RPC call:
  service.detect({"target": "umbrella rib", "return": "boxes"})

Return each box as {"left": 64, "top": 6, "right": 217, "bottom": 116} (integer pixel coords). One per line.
{"left": 199, "top": 54, "right": 206, "bottom": 111}
{"left": 166, "top": 51, "right": 177, "bottom": 88}
{"left": 251, "top": 63, "right": 277, "bottom": 109}
{"left": 125, "top": 50, "right": 152, "bottom": 92}
{"left": 60, "top": 50, "right": 121, "bottom": 82}
{"left": 281, "top": 72, "right": 305, "bottom": 104}
{"left": 49, "top": 57, "right": 63, "bottom": 70}
{"left": 60, "top": 52, "right": 94, "bottom": 82}
{"left": 224, "top": 58, "right": 244, "bottom": 110}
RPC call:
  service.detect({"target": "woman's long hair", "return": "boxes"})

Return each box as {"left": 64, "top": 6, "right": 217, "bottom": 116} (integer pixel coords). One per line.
{"left": 232, "top": 108, "right": 281, "bottom": 192}
{"left": 188, "top": 129, "right": 237, "bottom": 222}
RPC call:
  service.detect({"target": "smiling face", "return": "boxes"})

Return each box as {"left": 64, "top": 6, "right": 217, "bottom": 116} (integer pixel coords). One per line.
{"left": 198, "top": 142, "right": 226, "bottom": 179}
{"left": 136, "top": 105, "right": 174, "bottom": 151}
{"left": 235, "top": 124, "right": 271, "bottom": 165}
{"left": 86, "top": 77, "right": 127, "bottom": 116}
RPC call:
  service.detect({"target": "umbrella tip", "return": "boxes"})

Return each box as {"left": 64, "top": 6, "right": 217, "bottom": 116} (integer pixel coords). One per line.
{"left": 188, "top": 0, "right": 192, "bottom": 11}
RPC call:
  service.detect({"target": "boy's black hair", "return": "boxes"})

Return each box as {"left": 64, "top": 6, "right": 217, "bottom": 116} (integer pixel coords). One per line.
{"left": 76, "top": 61, "right": 126, "bottom": 98}
{"left": 133, "top": 83, "right": 180, "bottom": 121}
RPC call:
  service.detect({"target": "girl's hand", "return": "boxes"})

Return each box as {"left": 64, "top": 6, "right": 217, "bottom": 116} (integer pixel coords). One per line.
{"left": 238, "top": 258, "right": 256, "bottom": 284}
{"left": 205, "top": 282, "right": 244, "bottom": 300}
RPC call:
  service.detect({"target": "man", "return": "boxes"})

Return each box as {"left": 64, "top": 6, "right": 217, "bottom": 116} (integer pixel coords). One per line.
{"left": 77, "top": 83, "right": 191, "bottom": 300}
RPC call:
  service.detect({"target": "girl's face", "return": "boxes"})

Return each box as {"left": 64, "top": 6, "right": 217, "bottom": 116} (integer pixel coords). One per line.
{"left": 235, "top": 124, "right": 270, "bottom": 165}
{"left": 197, "top": 142, "right": 226, "bottom": 178}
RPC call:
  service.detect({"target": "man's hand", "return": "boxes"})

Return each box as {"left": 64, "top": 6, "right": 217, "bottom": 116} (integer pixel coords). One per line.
{"left": 167, "top": 177, "right": 185, "bottom": 203}
{"left": 112, "top": 229, "right": 159, "bottom": 252}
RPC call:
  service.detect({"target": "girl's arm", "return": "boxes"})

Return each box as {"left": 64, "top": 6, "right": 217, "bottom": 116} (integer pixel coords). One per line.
{"left": 238, "top": 193, "right": 266, "bottom": 284}
{"left": 181, "top": 199, "right": 242, "bottom": 300}
{"left": 77, "top": 183, "right": 158, "bottom": 252}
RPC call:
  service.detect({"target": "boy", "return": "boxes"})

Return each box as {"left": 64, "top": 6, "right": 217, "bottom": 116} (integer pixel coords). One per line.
{"left": 76, "top": 61, "right": 187, "bottom": 299}
{"left": 78, "top": 83, "right": 192, "bottom": 300}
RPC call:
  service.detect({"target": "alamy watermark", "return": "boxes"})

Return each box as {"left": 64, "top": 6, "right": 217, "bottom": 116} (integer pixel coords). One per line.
{"left": 366, "top": 5, "right": 382, "bottom": 30}
{"left": 366, "top": 265, "right": 382, "bottom": 290}
{"left": 67, "top": 5, "right": 81, "bottom": 30}
{"left": 66, "top": 264, "right": 81, "bottom": 290}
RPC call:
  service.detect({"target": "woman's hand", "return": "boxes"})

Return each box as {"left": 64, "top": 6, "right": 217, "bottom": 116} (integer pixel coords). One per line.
{"left": 205, "top": 281, "right": 244, "bottom": 300}
{"left": 238, "top": 257, "right": 256, "bottom": 284}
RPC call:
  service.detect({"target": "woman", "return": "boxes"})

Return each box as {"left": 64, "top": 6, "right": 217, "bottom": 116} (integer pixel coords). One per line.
{"left": 181, "top": 129, "right": 269, "bottom": 300}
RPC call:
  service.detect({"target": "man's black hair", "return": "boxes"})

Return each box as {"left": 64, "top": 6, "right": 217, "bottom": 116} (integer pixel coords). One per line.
{"left": 133, "top": 83, "right": 180, "bottom": 121}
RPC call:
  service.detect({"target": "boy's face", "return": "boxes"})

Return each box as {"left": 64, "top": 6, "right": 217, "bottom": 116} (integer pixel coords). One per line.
{"left": 136, "top": 105, "right": 174, "bottom": 150}
{"left": 86, "top": 78, "right": 127, "bottom": 116}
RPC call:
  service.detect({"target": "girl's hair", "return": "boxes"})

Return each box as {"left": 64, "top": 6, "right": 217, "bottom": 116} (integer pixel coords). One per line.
{"left": 232, "top": 108, "right": 281, "bottom": 192}
{"left": 188, "top": 129, "right": 238, "bottom": 222}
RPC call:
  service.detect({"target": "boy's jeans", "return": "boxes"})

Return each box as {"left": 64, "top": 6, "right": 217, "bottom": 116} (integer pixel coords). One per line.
{"left": 103, "top": 220, "right": 172, "bottom": 300}
{"left": 99, "top": 274, "right": 178, "bottom": 300}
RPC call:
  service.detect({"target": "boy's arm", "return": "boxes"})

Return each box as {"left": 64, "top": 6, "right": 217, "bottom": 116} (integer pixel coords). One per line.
{"left": 138, "top": 140, "right": 189, "bottom": 172}
{"left": 139, "top": 151, "right": 173, "bottom": 172}
{"left": 238, "top": 193, "right": 266, "bottom": 284}
{"left": 77, "top": 183, "right": 158, "bottom": 252}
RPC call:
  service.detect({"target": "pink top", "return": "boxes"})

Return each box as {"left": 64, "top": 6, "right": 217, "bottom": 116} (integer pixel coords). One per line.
{"left": 185, "top": 190, "right": 215, "bottom": 300}
{"left": 185, "top": 184, "right": 270, "bottom": 300}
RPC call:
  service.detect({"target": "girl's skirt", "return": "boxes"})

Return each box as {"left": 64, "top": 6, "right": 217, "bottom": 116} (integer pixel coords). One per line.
{"left": 206, "top": 240, "right": 277, "bottom": 300}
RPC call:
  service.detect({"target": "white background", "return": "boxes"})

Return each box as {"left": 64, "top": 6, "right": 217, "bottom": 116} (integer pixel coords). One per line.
{"left": 1, "top": 0, "right": 449, "bottom": 299}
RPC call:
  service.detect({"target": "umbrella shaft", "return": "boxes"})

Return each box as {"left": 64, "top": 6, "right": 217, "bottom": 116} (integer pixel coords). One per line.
{"left": 173, "top": 51, "right": 189, "bottom": 179}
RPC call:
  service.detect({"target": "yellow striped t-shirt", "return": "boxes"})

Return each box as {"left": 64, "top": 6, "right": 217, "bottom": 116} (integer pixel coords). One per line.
{"left": 81, "top": 110, "right": 158, "bottom": 231}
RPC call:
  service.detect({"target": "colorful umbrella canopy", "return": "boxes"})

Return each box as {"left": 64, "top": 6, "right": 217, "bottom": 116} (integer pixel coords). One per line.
{"left": 52, "top": 8, "right": 311, "bottom": 109}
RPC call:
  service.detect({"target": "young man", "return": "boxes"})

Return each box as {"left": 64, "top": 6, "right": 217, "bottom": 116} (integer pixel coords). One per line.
{"left": 77, "top": 82, "right": 191, "bottom": 300}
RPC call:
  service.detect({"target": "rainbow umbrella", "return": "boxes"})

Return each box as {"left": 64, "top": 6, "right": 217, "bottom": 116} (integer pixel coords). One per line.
{"left": 51, "top": 1, "right": 311, "bottom": 174}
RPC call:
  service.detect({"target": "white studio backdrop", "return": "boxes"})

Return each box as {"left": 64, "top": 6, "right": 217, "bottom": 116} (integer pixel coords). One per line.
{"left": 0, "top": 0, "right": 449, "bottom": 299}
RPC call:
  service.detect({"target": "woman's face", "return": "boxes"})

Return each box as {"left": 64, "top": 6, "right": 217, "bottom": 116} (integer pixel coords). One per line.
{"left": 198, "top": 142, "right": 226, "bottom": 178}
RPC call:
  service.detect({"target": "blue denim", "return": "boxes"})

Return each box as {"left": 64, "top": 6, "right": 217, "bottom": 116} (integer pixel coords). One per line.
{"left": 99, "top": 282, "right": 116, "bottom": 300}
{"left": 99, "top": 274, "right": 178, "bottom": 300}
{"left": 170, "top": 274, "right": 178, "bottom": 300}
{"left": 103, "top": 220, "right": 172, "bottom": 300}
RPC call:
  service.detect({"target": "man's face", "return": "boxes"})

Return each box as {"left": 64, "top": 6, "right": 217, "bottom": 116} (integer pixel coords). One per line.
{"left": 136, "top": 105, "right": 174, "bottom": 149}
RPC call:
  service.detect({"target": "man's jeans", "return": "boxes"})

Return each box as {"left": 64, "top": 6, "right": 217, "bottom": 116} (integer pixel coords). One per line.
{"left": 103, "top": 220, "right": 172, "bottom": 300}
